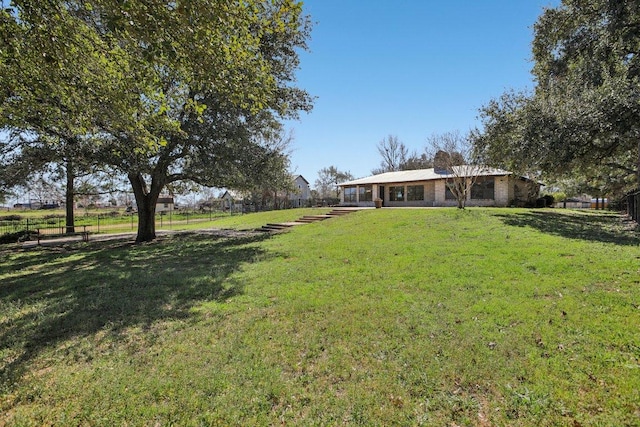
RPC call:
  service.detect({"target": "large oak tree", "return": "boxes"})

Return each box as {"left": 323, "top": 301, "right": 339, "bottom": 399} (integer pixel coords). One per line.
{"left": 473, "top": 0, "right": 640, "bottom": 196}
{"left": 1, "top": 0, "right": 312, "bottom": 241}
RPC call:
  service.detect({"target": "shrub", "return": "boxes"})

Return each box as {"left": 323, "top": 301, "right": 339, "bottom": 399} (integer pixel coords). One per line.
{"left": 0, "top": 230, "right": 36, "bottom": 244}
{"left": 535, "top": 195, "right": 555, "bottom": 207}
{"left": 43, "top": 214, "right": 65, "bottom": 219}
{"left": 0, "top": 215, "right": 22, "bottom": 221}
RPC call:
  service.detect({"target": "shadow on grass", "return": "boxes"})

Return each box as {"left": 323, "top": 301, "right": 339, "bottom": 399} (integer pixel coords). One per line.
{"left": 495, "top": 210, "right": 640, "bottom": 246}
{"left": 0, "top": 231, "right": 275, "bottom": 392}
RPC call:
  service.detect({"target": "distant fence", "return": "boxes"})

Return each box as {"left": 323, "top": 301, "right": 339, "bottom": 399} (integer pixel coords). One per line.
{"left": 627, "top": 190, "right": 640, "bottom": 223}
{"left": 0, "top": 215, "right": 137, "bottom": 238}
{"left": 0, "top": 210, "right": 228, "bottom": 240}
{"left": 0, "top": 217, "right": 67, "bottom": 237}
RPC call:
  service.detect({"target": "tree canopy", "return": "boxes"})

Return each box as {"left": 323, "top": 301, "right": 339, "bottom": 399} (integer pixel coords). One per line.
{"left": 371, "top": 135, "right": 432, "bottom": 174}
{"left": 1, "top": 0, "right": 313, "bottom": 241}
{"left": 315, "top": 166, "right": 353, "bottom": 200}
{"left": 473, "top": 0, "right": 640, "bottom": 197}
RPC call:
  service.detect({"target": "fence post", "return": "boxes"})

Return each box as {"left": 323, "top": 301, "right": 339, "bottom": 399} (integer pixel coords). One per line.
{"left": 627, "top": 190, "right": 640, "bottom": 223}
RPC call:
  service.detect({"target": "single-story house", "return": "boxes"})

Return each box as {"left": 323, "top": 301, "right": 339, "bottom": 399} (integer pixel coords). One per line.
{"left": 338, "top": 167, "right": 541, "bottom": 208}
{"left": 288, "top": 175, "right": 311, "bottom": 208}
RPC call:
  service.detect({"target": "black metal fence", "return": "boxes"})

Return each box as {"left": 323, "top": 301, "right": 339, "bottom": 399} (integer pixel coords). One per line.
{"left": 0, "top": 215, "right": 137, "bottom": 238}
{"left": 0, "top": 209, "right": 241, "bottom": 242}
{"left": 0, "top": 217, "right": 67, "bottom": 237}
{"left": 627, "top": 190, "right": 640, "bottom": 223}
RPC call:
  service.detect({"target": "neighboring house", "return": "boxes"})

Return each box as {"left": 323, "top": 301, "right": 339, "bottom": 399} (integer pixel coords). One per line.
{"left": 219, "top": 190, "right": 244, "bottom": 211}
{"left": 288, "top": 175, "right": 311, "bottom": 208}
{"left": 156, "top": 196, "right": 175, "bottom": 213}
{"left": 554, "top": 197, "right": 608, "bottom": 209}
{"left": 338, "top": 167, "right": 541, "bottom": 208}
{"left": 198, "top": 191, "right": 243, "bottom": 211}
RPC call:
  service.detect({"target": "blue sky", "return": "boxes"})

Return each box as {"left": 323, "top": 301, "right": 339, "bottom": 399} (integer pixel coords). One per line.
{"left": 286, "top": 0, "right": 559, "bottom": 185}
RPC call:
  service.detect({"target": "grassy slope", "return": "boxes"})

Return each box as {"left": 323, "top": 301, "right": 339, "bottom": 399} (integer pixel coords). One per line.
{"left": 196, "top": 207, "right": 332, "bottom": 230}
{"left": 0, "top": 208, "right": 638, "bottom": 426}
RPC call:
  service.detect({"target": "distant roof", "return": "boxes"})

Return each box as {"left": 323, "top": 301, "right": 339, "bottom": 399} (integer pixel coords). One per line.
{"left": 339, "top": 166, "right": 513, "bottom": 186}
{"left": 220, "top": 190, "right": 243, "bottom": 199}
{"left": 293, "top": 175, "right": 309, "bottom": 184}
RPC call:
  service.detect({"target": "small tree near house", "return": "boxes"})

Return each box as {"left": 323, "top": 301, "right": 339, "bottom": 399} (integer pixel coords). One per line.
{"left": 428, "top": 131, "right": 482, "bottom": 209}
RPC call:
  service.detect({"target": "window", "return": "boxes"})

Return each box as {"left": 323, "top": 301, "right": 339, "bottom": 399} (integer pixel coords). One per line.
{"left": 344, "top": 186, "right": 357, "bottom": 203}
{"left": 445, "top": 179, "right": 456, "bottom": 200}
{"left": 389, "top": 186, "right": 404, "bottom": 201}
{"left": 407, "top": 185, "right": 424, "bottom": 201}
{"left": 358, "top": 186, "right": 373, "bottom": 202}
{"left": 471, "top": 177, "right": 495, "bottom": 199}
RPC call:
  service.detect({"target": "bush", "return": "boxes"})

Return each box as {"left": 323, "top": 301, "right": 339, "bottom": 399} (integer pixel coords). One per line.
{"left": 534, "top": 195, "right": 555, "bottom": 207}
{"left": 608, "top": 198, "right": 625, "bottom": 211}
{"left": 542, "top": 195, "right": 555, "bottom": 207}
{"left": 0, "top": 214, "right": 22, "bottom": 221}
{"left": 0, "top": 230, "right": 36, "bottom": 244}
{"left": 43, "top": 214, "right": 65, "bottom": 219}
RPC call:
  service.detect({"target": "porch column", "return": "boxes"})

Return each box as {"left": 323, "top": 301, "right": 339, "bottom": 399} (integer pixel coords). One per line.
{"left": 434, "top": 180, "right": 446, "bottom": 205}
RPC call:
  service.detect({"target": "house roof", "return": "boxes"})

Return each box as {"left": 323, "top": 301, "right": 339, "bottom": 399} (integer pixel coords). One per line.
{"left": 338, "top": 166, "right": 513, "bottom": 186}
{"left": 220, "top": 190, "right": 243, "bottom": 200}
{"left": 293, "top": 175, "right": 309, "bottom": 185}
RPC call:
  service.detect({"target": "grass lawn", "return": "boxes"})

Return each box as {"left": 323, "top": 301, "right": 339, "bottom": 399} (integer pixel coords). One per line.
{"left": 1, "top": 208, "right": 639, "bottom": 426}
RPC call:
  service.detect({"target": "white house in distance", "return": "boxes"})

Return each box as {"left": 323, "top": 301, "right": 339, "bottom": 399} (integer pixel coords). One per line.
{"left": 288, "top": 175, "right": 311, "bottom": 208}
{"left": 219, "top": 190, "right": 244, "bottom": 211}
{"left": 338, "top": 167, "right": 541, "bottom": 208}
{"left": 156, "top": 195, "right": 175, "bottom": 213}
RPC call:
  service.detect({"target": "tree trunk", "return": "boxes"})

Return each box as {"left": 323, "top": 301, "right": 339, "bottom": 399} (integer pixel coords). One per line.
{"left": 455, "top": 180, "right": 466, "bottom": 209}
{"left": 129, "top": 173, "right": 162, "bottom": 243}
{"left": 136, "top": 195, "right": 157, "bottom": 242}
{"left": 637, "top": 140, "right": 640, "bottom": 188}
{"left": 65, "top": 160, "right": 75, "bottom": 233}
{"left": 457, "top": 196, "right": 465, "bottom": 209}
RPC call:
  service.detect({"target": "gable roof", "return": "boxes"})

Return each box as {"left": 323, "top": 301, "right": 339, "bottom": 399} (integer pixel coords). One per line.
{"left": 339, "top": 166, "right": 512, "bottom": 186}
{"left": 220, "top": 190, "right": 244, "bottom": 200}
{"left": 292, "top": 175, "right": 309, "bottom": 185}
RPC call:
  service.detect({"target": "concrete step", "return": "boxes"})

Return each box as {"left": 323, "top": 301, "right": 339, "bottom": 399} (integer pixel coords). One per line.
{"left": 257, "top": 209, "right": 360, "bottom": 233}
{"left": 300, "top": 215, "right": 333, "bottom": 220}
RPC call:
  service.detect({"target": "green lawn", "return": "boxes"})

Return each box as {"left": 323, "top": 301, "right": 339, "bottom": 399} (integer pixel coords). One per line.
{"left": 1, "top": 208, "right": 639, "bottom": 426}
